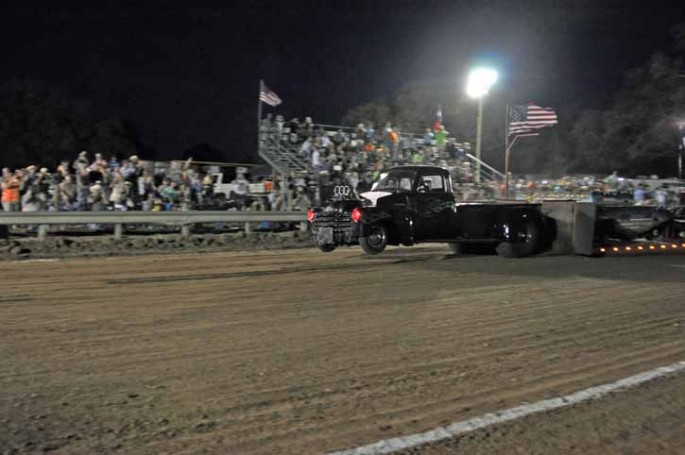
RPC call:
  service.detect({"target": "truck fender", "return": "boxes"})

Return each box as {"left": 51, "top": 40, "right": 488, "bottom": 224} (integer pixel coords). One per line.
{"left": 495, "top": 208, "right": 543, "bottom": 240}
{"left": 359, "top": 211, "right": 400, "bottom": 245}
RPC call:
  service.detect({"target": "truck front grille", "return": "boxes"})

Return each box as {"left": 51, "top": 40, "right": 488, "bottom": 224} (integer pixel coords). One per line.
{"left": 313, "top": 211, "right": 355, "bottom": 243}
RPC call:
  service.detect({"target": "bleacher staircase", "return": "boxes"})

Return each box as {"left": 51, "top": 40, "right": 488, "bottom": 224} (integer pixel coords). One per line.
{"left": 259, "top": 131, "right": 308, "bottom": 174}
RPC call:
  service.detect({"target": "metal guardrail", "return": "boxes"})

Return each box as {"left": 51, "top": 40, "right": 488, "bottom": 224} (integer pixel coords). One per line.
{"left": 0, "top": 211, "right": 308, "bottom": 240}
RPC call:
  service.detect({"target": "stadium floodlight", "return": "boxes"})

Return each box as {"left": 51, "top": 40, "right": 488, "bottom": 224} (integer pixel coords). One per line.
{"left": 466, "top": 67, "right": 498, "bottom": 99}
{"left": 465, "top": 67, "right": 498, "bottom": 183}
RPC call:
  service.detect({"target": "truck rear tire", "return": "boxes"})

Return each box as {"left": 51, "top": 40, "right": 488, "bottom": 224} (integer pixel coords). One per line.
{"left": 359, "top": 224, "right": 388, "bottom": 255}
{"left": 496, "top": 219, "right": 542, "bottom": 258}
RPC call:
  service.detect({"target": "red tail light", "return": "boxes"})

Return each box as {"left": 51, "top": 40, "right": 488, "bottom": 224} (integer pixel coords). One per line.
{"left": 307, "top": 209, "right": 315, "bottom": 222}
{"left": 351, "top": 207, "right": 362, "bottom": 223}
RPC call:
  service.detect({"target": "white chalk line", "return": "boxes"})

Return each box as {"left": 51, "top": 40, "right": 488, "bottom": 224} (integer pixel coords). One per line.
{"left": 12, "top": 258, "right": 61, "bottom": 263}
{"left": 328, "top": 360, "right": 685, "bottom": 455}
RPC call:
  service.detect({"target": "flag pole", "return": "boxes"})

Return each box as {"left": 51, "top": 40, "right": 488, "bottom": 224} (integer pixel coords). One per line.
{"left": 257, "top": 79, "right": 264, "bottom": 156}
{"left": 504, "top": 134, "right": 520, "bottom": 200}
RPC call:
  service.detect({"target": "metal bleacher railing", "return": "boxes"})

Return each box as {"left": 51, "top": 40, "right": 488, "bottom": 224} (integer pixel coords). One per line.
{"left": 259, "top": 133, "right": 309, "bottom": 174}
{"left": 465, "top": 153, "right": 505, "bottom": 183}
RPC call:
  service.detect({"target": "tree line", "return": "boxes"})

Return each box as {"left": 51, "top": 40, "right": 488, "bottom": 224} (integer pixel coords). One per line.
{"left": 0, "top": 80, "right": 246, "bottom": 168}
{"left": 0, "top": 80, "right": 145, "bottom": 168}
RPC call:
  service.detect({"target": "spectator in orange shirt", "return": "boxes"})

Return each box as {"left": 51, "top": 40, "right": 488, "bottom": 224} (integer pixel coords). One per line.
{"left": 1, "top": 169, "right": 21, "bottom": 212}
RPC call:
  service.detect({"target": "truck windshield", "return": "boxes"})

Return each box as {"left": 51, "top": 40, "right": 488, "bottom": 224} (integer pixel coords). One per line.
{"left": 374, "top": 170, "right": 417, "bottom": 193}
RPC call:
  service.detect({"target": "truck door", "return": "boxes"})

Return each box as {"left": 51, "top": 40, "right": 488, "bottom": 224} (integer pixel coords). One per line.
{"left": 412, "top": 171, "right": 456, "bottom": 240}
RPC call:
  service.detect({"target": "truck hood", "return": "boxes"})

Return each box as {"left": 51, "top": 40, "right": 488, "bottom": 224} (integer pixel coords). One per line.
{"left": 360, "top": 191, "right": 392, "bottom": 207}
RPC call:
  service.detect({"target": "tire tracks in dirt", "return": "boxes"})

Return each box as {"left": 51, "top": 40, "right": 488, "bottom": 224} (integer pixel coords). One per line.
{"left": 1, "top": 248, "right": 684, "bottom": 454}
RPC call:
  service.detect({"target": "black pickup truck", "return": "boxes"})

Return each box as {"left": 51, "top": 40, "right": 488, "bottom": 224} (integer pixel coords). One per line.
{"left": 307, "top": 165, "right": 685, "bottom": 258}
{"left": 308, "top": 165, "right": 549, "bottom": 257}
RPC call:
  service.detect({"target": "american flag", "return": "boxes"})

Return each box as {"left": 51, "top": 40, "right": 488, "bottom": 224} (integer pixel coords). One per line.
{"left": 508, "top": 103, "right": 557, "bottom": 136}
{"left": 259, "top": 83, "right": 282, "bottom": 107}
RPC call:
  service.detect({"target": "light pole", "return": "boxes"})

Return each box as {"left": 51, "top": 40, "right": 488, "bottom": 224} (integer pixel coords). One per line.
{"left": 466, "top": 67, "right": 498, "bottom": 183}
{"left": 678, "top": 121, "right": 685, "bottom": 180}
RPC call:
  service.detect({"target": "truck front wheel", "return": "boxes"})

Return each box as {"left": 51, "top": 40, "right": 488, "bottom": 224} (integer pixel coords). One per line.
{"left": 447, "top": 242, "right": 462, "bottom": 255}
{"left": 496, "top": 219, "right": 542, "bottom": 258}
{"left": 359, "top": 224, "right": 389, "bottom": 255}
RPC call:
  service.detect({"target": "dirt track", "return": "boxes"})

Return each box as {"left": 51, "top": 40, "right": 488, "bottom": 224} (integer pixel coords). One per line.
{"left": 1, "top": 246, "right": 684, "bottom": 454}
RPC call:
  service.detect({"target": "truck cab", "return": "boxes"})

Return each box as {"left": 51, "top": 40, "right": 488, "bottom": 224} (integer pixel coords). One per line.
{"left": 366, "top": 166, "right": 456, "bottom": 241}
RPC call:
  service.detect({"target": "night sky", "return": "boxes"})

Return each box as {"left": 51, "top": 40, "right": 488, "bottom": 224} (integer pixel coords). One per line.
{"left": 2, "top": 0, "right": 683, "bottom": 161}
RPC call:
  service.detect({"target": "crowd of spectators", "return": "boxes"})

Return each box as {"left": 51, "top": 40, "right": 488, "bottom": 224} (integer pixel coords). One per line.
{"left": 0, "top": 149, "right": 319, "bottom": 214}
{"left": 509, "top": 172, "right": 685, "bottom": 205}
{"left": 1, "top": 117, "right": 682, "bottom": 214}
{"left": 0, "top": 153, "right": 223, "bottom": 213}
